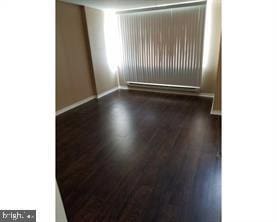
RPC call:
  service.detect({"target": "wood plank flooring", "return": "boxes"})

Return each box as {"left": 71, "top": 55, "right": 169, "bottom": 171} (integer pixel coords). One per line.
{"left": 56, "top": 90, "right": 221, "bottom": 222}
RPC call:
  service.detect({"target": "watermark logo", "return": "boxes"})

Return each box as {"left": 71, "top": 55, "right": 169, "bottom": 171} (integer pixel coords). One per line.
{"left": 0, "top": 210, "right": 36, "bottom": 222}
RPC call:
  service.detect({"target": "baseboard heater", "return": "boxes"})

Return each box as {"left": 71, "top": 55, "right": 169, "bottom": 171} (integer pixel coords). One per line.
{"left": 127, "top": 81, "right": 200, "bottom": 92}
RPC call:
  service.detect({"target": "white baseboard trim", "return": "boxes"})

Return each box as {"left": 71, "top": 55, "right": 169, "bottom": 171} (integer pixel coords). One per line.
{"left": 210, "top": 97, "right": 222, "bottom": 115}
{"left": 210, "top": 110, "right": 221, "bottom": 115}
{"left": 119, "top": 85, "right": 219, "bottom": 115}
{"left": 198, "top": 93, "right": 215, "bottom": 98}
{"left": 119, "top": 85, "right": 214, "bottom": 98}
{"left": 56, "top": 87, "right": 119, "bottom": 116}
{"left": 97, "top": 87, "right": 118, "bottom": 99}
{"left": 118, "top": 85, "right": 128, "bottom": 90}
{"left": 56, "top": 86, "right": 219, "bottom": 116}
{"left": 56, "top": 95, "right": 96, "bottom": 116}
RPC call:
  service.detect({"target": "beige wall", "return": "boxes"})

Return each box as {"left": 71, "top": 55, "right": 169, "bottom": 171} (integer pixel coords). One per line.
{"left": 213, "top": 41, "right": 221, "bottom": 111}
{"left": 85, "top": 7, "right": 118, "bottom": 95}
{"left": 56, "top": 1, "right": 96, "bottom": 111}
{"left": 201, "top": 0, "right": 221, "bottom": 93}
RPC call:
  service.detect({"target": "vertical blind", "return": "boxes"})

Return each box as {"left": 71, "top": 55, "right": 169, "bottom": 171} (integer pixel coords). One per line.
{"left": 118, "top": 3, "right": 206, "bottom": 88}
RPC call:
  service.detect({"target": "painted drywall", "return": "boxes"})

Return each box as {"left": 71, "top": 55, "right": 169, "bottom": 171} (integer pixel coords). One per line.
{"left": 213, "top": 41, "right": 221, "bottom": 111}
{"left": 85, "top": 7, "right": 118, "bottom": 95}
{"left": 56, "top": 182, "right": 68, "bottom": 222}
{"left": 56, "top": 1, "right": 96, "bottom": 111}
{"left": 201, "top": 0, "right": 221, "bottom": 93}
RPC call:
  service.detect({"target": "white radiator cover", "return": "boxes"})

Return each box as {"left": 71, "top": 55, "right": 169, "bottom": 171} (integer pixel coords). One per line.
{"left": 118, "top": 4, "right": 206, "bottom": 88}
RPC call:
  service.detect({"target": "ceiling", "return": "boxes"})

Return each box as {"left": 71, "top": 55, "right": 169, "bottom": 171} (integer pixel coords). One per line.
{"left": 61, "top": 0, "right": 194, "bottom": 11}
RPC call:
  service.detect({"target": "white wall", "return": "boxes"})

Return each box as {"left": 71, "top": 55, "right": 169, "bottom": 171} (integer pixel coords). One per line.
{"left": 85, "top": 7, "right": 118, "bottom": 95}
{"left": 56, "top": 183, "right": 67, "bottom": 222}
{"left": 201, "top": 0, "right": 221, "bottom": 93}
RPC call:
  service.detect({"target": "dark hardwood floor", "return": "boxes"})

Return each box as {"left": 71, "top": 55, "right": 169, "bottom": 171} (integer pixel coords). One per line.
{"left": 56, "top": 90, "right": 221, "bottom": 222}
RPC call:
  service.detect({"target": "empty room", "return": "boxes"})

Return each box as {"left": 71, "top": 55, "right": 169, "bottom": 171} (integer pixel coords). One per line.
{"left": 3, "top": 0, "right": 277, "bottom": 221}
{"left": 56, "top": 0, "right": 221, "bottom": 221}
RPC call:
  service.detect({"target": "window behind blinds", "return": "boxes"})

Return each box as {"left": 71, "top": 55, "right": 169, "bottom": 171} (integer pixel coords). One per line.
{"left": 118, "top": 3, "right": 206, "bottom": 88}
